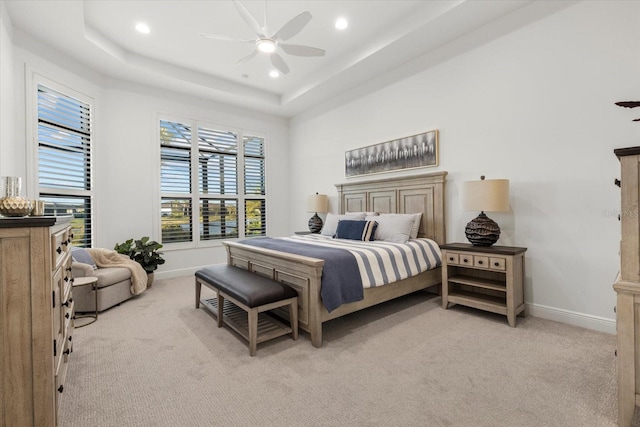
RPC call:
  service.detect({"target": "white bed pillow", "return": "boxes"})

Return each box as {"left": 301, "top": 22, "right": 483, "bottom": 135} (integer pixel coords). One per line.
{"left": 346, "top": 211, "right": 379, "bottom": 216}
{"left": 366, "top": 214, "right": 414, "bottom": 243}
{"left": 378, "top": 213, "right": 422, "bottom": 239}
{"left": 321, "top": 212, "right": 366, "bottom": 236}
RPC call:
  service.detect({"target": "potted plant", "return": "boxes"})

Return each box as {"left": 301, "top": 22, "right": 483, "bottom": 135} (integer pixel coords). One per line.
{"left": 114, "top": 237, "right": 166, "bottom": 287}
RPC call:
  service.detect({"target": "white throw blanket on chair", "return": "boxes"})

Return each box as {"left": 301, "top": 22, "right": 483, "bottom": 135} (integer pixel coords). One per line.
{"left": 86, "top": 248, "right": 148, "bottom": 295}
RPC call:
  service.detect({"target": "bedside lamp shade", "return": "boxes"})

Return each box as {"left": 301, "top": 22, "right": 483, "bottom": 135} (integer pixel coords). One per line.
{"left": 462, "top": 177, "right": 509, "bottom": 246}
{"left": 307, "top": 193, "right": 328, "bottom": 233}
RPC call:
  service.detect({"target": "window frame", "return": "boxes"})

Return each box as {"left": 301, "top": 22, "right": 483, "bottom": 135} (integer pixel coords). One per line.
{"left": 157, "top": 115, "right": 267, "bottom": 249}
{"left": 28, "top": 72, "right": 95, "bottom": 247}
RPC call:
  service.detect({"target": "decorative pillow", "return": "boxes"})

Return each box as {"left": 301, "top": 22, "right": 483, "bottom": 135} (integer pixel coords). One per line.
{"left": 321, "top": 212, "right": 366, "bottom": 236}
{"left": 334, "top": 220, "right": 378, "bottom": 241}
{"left": 365, "top": 214, "right": 414, "bottom": 243}
{"left": 71, "top": 247, "right": 97, "bottom": 269}
{"left": 376, "top": 213, "right": 423, "bottom": 239}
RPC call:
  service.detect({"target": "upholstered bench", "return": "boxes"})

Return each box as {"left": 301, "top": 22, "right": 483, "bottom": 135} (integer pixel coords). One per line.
{"left": 195, "top": 264, "right": 298, "bottom": 356}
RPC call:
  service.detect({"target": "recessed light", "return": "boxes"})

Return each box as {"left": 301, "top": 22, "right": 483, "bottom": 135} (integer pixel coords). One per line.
{"left": 269, "top": 70, "right": 280, "bottom": 78}
{"left": 135, "top": 22, "right": 151, "bottom": 34}
{"left": 335, "top": 17, "right": 348, "bottom": 30}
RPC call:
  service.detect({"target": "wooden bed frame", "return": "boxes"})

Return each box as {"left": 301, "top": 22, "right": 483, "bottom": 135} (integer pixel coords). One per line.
{"left": 223, "top": 171, "right": 447, "bottom": 347}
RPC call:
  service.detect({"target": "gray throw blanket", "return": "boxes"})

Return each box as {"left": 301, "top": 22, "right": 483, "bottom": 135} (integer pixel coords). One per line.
{"left": 239, "top": 237, "right": 363, "bottom": 312}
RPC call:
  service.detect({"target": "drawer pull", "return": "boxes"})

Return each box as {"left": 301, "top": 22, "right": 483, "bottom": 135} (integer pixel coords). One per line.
{"left": 478, "top": 260, "right": 483, "bottom": 265}
{"left": 64, "top": 276, "right": 69, "bottom": 282}
{"left": 63, "top": 298, "right": 73, "bottom": 307}
{"left": 65, "top": 313, "right": 70, "bottom": 319}
{"left": 494, "top": 262, "right": 500, "bottom": 267}
{"left": 68, "top": 335, "right": 73, "bottom": 342}
{"left": 463, "top": 258, "right": 469, "bottom": 263}
{"left": 615, "top": 178, "right": 621, "bottom": 187}
{"left": 62, "top": 240, "right": 68, "bottom": 246}
{"left": 58, "top": 385, "right": 64, "bottom": 393}
{"left": 63, "top": 349, "right": 70, "bottom": 355}
{"left": 56, "top": 247, "right": 62, "bottom": 254}
{"left": 67, "top": 238, "right": 72, "bottom": 244}
{"left": 449, "top": 257, "right": 454, "bottom": 261}
{"left": 66, "top": 266, "right": 72, "bottom": 272}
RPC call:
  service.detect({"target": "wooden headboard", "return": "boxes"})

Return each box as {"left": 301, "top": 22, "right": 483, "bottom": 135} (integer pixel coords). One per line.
{"left": 335, "top": 171, "right": 447, "bottom": 245}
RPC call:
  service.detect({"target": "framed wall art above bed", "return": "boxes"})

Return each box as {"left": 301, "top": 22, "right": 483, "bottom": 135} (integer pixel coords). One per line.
{"left": 345, "top": 129, "right": 439, "bottom": 177}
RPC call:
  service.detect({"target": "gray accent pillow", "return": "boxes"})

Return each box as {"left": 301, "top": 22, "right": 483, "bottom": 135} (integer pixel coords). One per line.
{"left": 365, "top": 214, "right": 415, "bottom": 243}
{"left": 71, "top": 247, "right": 97, "bottom": 269}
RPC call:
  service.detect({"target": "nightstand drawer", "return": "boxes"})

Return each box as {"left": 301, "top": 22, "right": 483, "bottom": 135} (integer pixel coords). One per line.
{"left": 458, "top": 253, "right": 473, "bottom": 266}
{"left": 473, "top": 256, "right": 489, "bottom": 268}
{"left": 445, "top": 253, "right": 459, "bottom": 265}
{"left": 490, "top": 257, "right": 506, "bottom": 271}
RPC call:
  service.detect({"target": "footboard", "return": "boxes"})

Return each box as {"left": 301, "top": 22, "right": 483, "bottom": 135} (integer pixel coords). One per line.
{"left": 223, "top": 240, "right": 326, "bottom": 347}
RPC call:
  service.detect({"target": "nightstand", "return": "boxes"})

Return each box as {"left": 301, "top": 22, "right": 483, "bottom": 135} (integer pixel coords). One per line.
{"left": 441, "top": 243, "right": 527, "bottom": 327}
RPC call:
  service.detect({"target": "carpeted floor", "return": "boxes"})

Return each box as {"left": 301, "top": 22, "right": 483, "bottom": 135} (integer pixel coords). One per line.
{"left": 59, "top": 276, "right": 619, "bottom": 426}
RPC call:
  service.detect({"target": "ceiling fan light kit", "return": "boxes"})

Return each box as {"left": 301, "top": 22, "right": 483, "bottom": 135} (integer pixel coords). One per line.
{"left": 257, "top": 38, "right": 277, "bottom": 53}
{"left": 200, "top": 0, "right": 326, "bottom": 76}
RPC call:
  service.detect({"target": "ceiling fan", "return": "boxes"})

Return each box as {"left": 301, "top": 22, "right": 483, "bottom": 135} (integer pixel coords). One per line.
{"left": 200, "top": 0, "right": 325, "bottom": 75}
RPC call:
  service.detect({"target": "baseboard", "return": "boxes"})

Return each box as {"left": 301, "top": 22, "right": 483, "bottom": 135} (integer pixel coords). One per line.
{"left": 155, "top": 267, "right": 204, "bottom": 280}
{"left": 526, "top": 302, "right": 616, "bottom": 334}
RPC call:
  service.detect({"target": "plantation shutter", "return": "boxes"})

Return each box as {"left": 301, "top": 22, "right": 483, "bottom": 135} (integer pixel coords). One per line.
{"left": 160, "top": 120, "right": 192, "bottom": 243}
{"left": 244, "top": 135, "right": 266, "bottom": 236}
{"left": 37, "top": 84, "right": 93, "bottom": 247}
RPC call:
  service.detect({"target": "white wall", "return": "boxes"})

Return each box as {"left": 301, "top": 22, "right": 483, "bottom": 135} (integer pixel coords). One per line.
{"left": 0, "top": 1, "right": 15, "bottom": 177}
{"left": 289, "top": 0, "right": 640, "bottom": 332}
{"left": 8, "top": 32, "right": 290, "bottom": 278}
{"left": 96, "top": 80, "right": 289, "bottom": 277}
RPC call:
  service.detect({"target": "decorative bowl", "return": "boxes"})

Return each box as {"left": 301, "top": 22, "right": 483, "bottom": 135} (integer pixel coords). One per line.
{"left": 0, "top": 197, "right": 33, "bottom": 217}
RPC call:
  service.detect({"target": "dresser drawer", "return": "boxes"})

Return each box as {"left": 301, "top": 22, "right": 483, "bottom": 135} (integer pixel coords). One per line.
{"left": 51, "top": 228, "right": 71, "bottom": 270}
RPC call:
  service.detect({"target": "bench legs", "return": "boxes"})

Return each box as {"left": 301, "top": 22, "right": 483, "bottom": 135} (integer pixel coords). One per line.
{"left": 211, "top": 286, "right": 298, "bottom": 356}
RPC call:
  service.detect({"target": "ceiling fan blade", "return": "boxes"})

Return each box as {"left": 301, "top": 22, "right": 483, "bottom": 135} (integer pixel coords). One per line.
{"left": 280, "top": 44, "right": 325, "bottom": 57}
{"left": 272, "top": 11, "right": 312, "bottom": 41}
{"left": 271, "top": 53, "right": 290, "bottom": 75}
{"left": 233, "top": 0, "right": 264, "bottom": 37}
{"left": 199, "top": 33, "right": 254, "bottom": 43}
{"left": 235, "top": 50, "right": 258, "bottom": 65}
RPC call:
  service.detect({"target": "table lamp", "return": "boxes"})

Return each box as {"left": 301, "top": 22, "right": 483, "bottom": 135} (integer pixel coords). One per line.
{"left": 462, "top": 176, "right": 509, "bottom": 246}
{"left": 307, "top": 193, "right": 328, "bottom": 233}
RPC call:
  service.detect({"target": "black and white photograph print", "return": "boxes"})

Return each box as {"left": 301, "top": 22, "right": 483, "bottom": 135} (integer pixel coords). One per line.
{"left": 345, "top": 130, "right": 439, "bottom": 177}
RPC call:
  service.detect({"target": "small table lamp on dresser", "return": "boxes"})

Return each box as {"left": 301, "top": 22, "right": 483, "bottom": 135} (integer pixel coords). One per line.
{"left": 462, "top": 176, "right": 510, "bottom": 246}
{"left": 307, "top": 192, "right": 328, "bottom": 233}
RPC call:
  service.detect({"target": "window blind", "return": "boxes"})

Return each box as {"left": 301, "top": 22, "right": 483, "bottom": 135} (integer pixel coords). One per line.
{"left": 159, "top": 118, "right": 266, "bottom": 244}
{"left": 37, "top": 84, "right": 93, "bottom": 247}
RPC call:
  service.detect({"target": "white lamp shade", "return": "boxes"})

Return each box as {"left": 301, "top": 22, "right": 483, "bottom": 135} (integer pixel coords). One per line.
{"left": 307, "top": 194, "right": 328, "bottom": 213}
{"left": 462, "top": 179, "right": 509, "bottom": 212}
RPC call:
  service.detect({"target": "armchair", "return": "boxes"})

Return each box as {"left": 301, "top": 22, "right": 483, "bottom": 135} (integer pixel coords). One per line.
{"left": 71, "top": 247, "right": 144, "bottom": 312}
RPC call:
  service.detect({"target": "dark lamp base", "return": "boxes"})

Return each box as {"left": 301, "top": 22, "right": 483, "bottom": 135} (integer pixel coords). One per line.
{"left": 308, "top": 213, "right": 323, "bottom": 233}
{"left": 465, "top": 212, "right": 500, "bottom": 246}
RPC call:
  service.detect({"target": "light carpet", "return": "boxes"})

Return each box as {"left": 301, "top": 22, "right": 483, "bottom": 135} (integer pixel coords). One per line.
{"left": 59, "top": 276, "right": 619, "bottom": 426}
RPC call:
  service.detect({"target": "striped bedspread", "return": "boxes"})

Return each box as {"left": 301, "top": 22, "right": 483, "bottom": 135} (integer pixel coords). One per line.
{"left": 285, "top": 234, "right": 442, "bottom": 289}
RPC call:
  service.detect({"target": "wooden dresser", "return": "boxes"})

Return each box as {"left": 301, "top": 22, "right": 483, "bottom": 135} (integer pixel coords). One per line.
{"left": 0, "top": 216, "right": 74, "bottom": 426}
{"left": 614, "top": 146, "right": 640, "bottom": 426}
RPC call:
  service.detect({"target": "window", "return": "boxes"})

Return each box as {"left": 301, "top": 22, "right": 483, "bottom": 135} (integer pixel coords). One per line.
{"left": 160, "top": 119, "right": 266, "bottom": 245}
{"left": 37, "top": 84, "right": 93, "bottom": 247}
